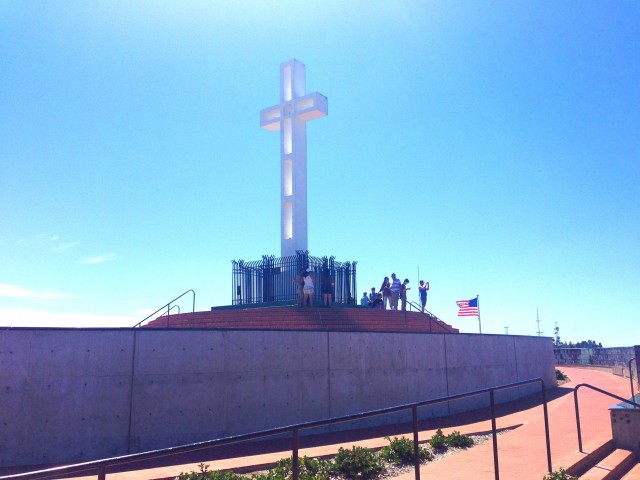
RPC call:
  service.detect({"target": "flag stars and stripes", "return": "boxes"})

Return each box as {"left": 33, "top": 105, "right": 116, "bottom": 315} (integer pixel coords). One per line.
{"left": 456, "top": 298, "right": 479, "bottom": 316}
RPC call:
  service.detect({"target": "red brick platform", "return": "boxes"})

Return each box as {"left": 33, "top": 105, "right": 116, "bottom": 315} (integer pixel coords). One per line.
{"left": 143, "top": 306, "right": 459, "bottom": 333}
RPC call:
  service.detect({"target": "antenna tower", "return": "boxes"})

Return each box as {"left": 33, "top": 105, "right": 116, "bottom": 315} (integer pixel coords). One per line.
{"left": 536, "top": 308, "right": 543, "bottom": 336}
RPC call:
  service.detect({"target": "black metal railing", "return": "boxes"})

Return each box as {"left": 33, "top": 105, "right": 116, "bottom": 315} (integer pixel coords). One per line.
{"left": 232, "top": 251, "right": 357, "bottom": 306}
{"left": 0, "top": 378, "right": 551, "bottom": 480}
{"left": 573, "top": 383, "right": 640, "bottom": 452}
{"left": 158, "top": 305, "right": 180, "bottom": 316}
{"left": 133, "top": 289, "right": 195, "bottom": 328}
{"left": 405, "top": 299, "right": 451, "bottom": 333}
{"left": 629, "top": 357, "right": 637, "bottom": 401}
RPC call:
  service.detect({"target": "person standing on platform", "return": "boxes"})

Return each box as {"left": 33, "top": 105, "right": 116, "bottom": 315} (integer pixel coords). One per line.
{"left": 390, "top": 273, "right": 401, "bottom": 310}
{"left": 368, "top": 287, "right": 377, "bottom": 304}
{"left": 303, "top": 269, "right": 315, "bottom": 307}
{"left": 399, "top": 278, "right": 410, "bottom": 311}
{"left": 360, "top": 292, "right": 369, "bottom": 306}
{"left": 418, "top": 280, "right": 430, "bottom": 313}
{"left": 380, "top": 276, "right": 391, "bottom": 310}
{"left": 294, "top": 269, "right": 305, "bottom": 307}
{"left": 321, "top": 268, "right": 334, "bottom": 308}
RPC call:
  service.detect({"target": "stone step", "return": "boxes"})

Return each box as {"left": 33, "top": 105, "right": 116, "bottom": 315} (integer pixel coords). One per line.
{"left": 142, "top": 307, "right": 458, "bottom": 333}
{"left": 148, "top": 317, "right": 449, "bottom": 327}
{"left": 619, "top": 460, "right": 640, "bottom": 480}
{"left": 579, "top": 449, "right": 637, "bottom": 480}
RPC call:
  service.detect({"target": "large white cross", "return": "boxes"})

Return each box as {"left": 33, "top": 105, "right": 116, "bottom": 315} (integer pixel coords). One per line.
{"left": 260, "top": 59, "right": 328, "bottom": 258}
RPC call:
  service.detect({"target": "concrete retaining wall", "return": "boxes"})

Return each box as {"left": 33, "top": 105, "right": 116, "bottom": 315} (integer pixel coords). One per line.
{"left": 554, "top": 346, "right": 639, "bottom": 383}
{"left": 0, "top": 328, "right": 555, "bottom": 468}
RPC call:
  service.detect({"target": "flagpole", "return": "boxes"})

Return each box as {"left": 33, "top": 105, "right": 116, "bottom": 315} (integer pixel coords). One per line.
{"left": 477, "top": 295, "right": 481, "bottom": 334}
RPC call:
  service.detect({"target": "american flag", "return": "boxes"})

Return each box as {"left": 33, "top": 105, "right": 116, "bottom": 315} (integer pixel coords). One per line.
{"left": 456, "top": 298, "right": 479, "bottom": 316}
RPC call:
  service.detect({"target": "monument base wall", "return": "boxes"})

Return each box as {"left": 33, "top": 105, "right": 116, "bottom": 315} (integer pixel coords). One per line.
{"left": 0, "top": 327, "right": 555, "bottom": 468}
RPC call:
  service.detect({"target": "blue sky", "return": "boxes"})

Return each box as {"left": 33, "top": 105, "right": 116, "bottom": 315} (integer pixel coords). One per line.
{"left": 1, "top": 1, "right": 638, "bottom": 346}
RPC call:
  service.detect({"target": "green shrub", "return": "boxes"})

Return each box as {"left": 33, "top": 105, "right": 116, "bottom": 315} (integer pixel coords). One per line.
{"left": 176, "top": 464, "right": 246, "bottom": 480}
{"left": 333, "top": 446, "right": 384, "bottom": 480}
{"left": 555, "top": 369, "right": 568, "bottom": 381}
{"left": 542, "top": 468, "right": 577, "bottom": 480}
{"left": 378, "top": 436, "right": 432, "bottom": 464}
{"left": 249, "top": 456, "right": 332, "bottom": 480}
{"left": 445, "top": 431, "right": 474, "bottom": 448}
{"left": 428, "top": 428, "right": 447, "bottom": 451}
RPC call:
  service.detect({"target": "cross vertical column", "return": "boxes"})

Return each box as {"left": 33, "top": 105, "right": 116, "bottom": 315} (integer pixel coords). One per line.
{"left": 261, "top": 59, "right": 328, "bottom": 258}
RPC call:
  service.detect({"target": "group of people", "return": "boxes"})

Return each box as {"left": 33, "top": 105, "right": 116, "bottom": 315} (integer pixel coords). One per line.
{"left": 294, "top": 268, "right": 334, "bottom": 308}
{"left": 360, "top": 273, "right": 430, "bottom": 312}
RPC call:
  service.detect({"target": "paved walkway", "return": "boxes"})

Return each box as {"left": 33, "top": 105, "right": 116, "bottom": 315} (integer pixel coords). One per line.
{"left": 70, "top": 366, "right": 632, "bottom": 480}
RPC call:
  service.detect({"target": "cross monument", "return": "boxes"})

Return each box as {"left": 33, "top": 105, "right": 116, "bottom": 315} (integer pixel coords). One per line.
{"left": 260, "top": 59, "right": 328, "bottom": 258}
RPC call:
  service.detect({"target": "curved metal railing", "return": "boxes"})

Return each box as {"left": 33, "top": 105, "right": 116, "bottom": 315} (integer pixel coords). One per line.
{"left": 573, "top": 382, "right": 640, "bottom": 452}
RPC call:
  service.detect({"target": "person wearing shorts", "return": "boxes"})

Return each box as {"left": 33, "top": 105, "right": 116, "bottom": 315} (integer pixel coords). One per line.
{"left": 321, "top": 268, "right": 334, "bottom": 308}
{"left": 419, "top": 280, "right": 429, "bottom": 313}
{"left": 303, "top": 270, "right": 315, "bottom": 307}
{"left": 390, "top": 273, "right": 401, "bottom": 310}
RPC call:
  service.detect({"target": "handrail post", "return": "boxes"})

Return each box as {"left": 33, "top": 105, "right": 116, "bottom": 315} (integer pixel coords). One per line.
{"left": 412, "top": 405, "right": 420, "bottom": 480}
{"left": 98, "top": 464, "right": 106, "bottom": 480}
{"left": 574, "top": 387, "right": 583, "bottom": 452}
{"left": 292, "top": 428, "right": 299, "bottom": 480}
{"left": 540, "top": 380, "right": 552, "bottom": 473}
{"left": 490, "top": 390, "right": 499, "bottom": 480}
{"left": 629, "top": 358, "right": 636, "bottom": 406}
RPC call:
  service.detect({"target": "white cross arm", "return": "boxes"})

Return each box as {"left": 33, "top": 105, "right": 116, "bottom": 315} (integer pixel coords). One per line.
{"left": 260, "top": 92, "right": 328, "bottom": 131}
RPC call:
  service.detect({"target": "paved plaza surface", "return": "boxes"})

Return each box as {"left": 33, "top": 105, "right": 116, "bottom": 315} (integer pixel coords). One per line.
{"left": 59, "top": 366, "right": 633, "bottom": 480}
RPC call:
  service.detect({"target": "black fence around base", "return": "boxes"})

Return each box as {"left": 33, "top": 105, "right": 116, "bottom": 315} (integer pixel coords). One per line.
{"left": 232, "top": 251, "right": 357, "bottom": 306}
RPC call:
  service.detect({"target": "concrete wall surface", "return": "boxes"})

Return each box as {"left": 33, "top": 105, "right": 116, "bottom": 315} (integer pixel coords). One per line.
{"left": 0, "top": 328, "right": 555, "bottom": 468}
{"left": 554, "top": 346, "right": 636, "bottom": 368}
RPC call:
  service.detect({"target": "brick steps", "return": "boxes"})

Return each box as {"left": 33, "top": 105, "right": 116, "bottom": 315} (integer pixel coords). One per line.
{"left": 579, "top": 449, "right": 637, "bottom": 480}
{"left": 143, "top": 307, "right": 459, "bottom": 333}
{"left": 620, "top": 460, "right": 640, "bottom": 479}
{"left": 564, "top": 438, "right": 639, "bottom": 480}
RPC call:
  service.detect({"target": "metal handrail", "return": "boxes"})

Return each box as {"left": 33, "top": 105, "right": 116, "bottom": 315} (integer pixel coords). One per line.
{"left": 405, "top": 299, "right": 449, "bottom": 333}
{"left": 133, "top": 289, "right": 195, "bottom": 328}
{"left": 629, "top": 357, "right": 636, "bottom": 402}
{"left": 158, "top": 305, "right": 180, "bottom": 317}
{"left": 0, "top": 377, "right": 551, "bottom": 480}
{"left": 573, "top": 383, "right": 640, "bottom": 452}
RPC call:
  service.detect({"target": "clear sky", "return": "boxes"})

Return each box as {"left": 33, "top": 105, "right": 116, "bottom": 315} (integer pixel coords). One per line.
{"left": 1, "top": 1, "right": 638, "bottom": 346}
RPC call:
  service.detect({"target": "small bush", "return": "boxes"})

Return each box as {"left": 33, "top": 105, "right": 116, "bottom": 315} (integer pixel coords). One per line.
{"left": 176, "top": 464, "right": 246, "bottom": 480}
{"left": 249, "top": 457, "right": 332, "bottom": 480}
{"left": 333, "top": 446, "right": 384, "bottom": 480}
{"left": 378, "top": 436, "right": 432, "bottom": 464}
{"left": 542, "top": 468, "right": 577, "bottom": 480}
{"left": 428, "top": 428, "right": 447, "bottom": 451}
{"left": 556, "top": 369, "right": 568, "bottom": 382}
{"left": 445, "top": 431, "right": 474, "bottom": 448}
